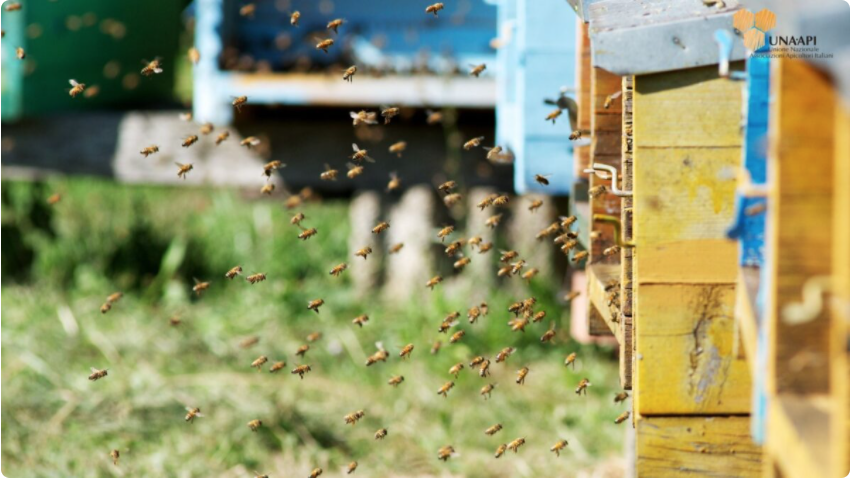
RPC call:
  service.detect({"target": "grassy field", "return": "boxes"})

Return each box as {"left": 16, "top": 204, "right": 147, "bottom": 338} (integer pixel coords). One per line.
{"left": 1, "top": 178, "right": 626, "bottom": 477}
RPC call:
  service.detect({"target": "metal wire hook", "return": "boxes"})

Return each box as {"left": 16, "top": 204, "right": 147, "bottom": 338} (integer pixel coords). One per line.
{"left": 582, "top": 163, "right": 633, "bottom": 197}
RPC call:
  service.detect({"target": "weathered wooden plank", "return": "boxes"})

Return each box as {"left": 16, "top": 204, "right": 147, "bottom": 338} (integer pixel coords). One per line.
{"left": 575, "top": 20, "right": 592, "bottom": 179}
{"left": 635, "top": 284, "right": 751, "bottom": 415}
{"left": 734, "top": 267, "right": 760, "bottom": 366}
{"left": 636, "top": 415, "right": 763, "bottom": 478}
{"left": 589, "top": 302, "right": 614, "bottom": 337}
{"left": 588, "top": 264, "right": 622, "bottom": 341}
{"left": 620, "top": 312, "right": 633, "bottom": 389}
{"left": 767, "top": 395, "right": 832, "bottom": 478}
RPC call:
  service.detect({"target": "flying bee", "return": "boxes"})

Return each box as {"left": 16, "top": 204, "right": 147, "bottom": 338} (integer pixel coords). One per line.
{"left": 374, "top": 428, "right": 388, "bottom": 440}
{"left": 110, "top": 449, "right": 120, "bottom": 465}
{"left": 327, "top": 18, "right": 345, "bottom": 33}
{"left": 476, "top": 194, "right": 497, "bottom": 210}
{"left": 188, "top": 47, "right": 200, "bottom": 64}
{"left": 426, "top": 275, "right": 443, "bottom": 290}
{"left": 448, "top": 363, "right": 464, "bottom": 378}
{"left": 365, "top": 346, "right": 389, "bottom": 366}
{"left": 106, "top": 292, "right": 123, "bottom": 304}
{"left": 199, "top": 122, "right": 214, "bottom": 135}
{"left": 15, "top": 47, "right": 25, "bottom": 60}
{"left": 192, "top": 278, "right": 210, "bottom": 296}
{"left": 262, "top": 160, "right": 284, "bottom": 178}
{"left": 495, "top": 444, "right": 507, "bottom": 459}
{"left": 320, "top": 165, "right": 339, "bottom": 181}
{"left": 347, "top": 461, "right": 358, "bottom": 474}
{"left": 291, "top": 364, "right": 312, "bottom": 379}
{"left": 352, "top": 314, "right": 369, "bottom": 328}
{"left": 299, "top": 227, "right": 318, "bottom": 240}
{"left": 572, "top": 251, "right": 589, "bottom": 263}
{"left": 478, "top": 359, "right": 491, "bottom": 378}
{"left": 240, "top": 136, "right": 261, "bottom": 148}
{"left": 5, "top": 2, "right": 21, "bottom": 11}
{"left": 387, "top": 172, "right": 401, "bottom": 192}
{"left": 437, "top": 381, "right": 455, "bottom": 397}
{"left": 438, "top": 180, "right": 456, "bottom": 193}
{"left": 139, "top": 145, "right": 159, "bottom": 157}
{"left": 495, "top": 347, "right": 515, "bottom": 363}
{"left": 485, "top": 214, "right": 503, "bottom": 229}
{"left": 469, "top": 63, "right": 486, "bottom": 77}
{"left": 175, "top": 162, "right": 193, "bottom": 179}
{"left": 551, "top": 440, "right": 569, "bottom": 456}
{"left": 431, "top": 341, "right": 442, "bottom": 355}
{"left": 444, "top": 310, "right": 460, "bottom": 322}
{"left": 350, "top": 110, "right": 378, "bottom": 126}
{"left": 464, "top": 136, "right": 485, "bottom": 151}
{"left": 316, "top": 38, "right": 334, "bottom": 53}
{"left": 589, "top": 185, "right": 607, "bottom": 198}
{"left": 307, "top": 299, "right": 324, "bottom": 313}
{"left": 480, "top": 302, "right": 489, "bottom": 316}
{"left": 564, "top": 352, "right": 577, "bottom": 369}
{"left": 231, "top": 95, "right": 248, "bottom": 112}
{"left": 438, "top": 320, "right": 453, "bottom": 334}
{"left": 480, "top": 382, "right": 495, "bottom": 398}
{"left": 346, "top": 163, "right": 364, "bottom": 179}
{"left": 399, "top": 343, "right": 414, "bottom": 359}
{"left": 426, "top": 109, "right": 443, "bottom": 125}
{"left": 239, "top": 3, "right": 256, "bottom": 16}
{"left": 388, "top": 375, "right": 405, "bottom": 387}
{"left": 381, "top": 107, "right": 400, "bottom": 124}
{"left": 497, "top": 266, "right": 512, "bottom": 277}
{"left": 246, "top": 273, "right": 266, "bottom": 284}
{"left": 467, "top": 306, "right": 481, "bottom": 324}
{"left": 443, "top": 193, "right": 462, "bottom": 207}
{"left": 564, "top": 291, "right": 580, "bottom": 302}
{"left": 508, "top": 437, "right": 526, "bottom": 453}
{"left": 604, "top": 90, "right": 622, "bottom": 109}
{"left": 247, "top": 419, "right": 262, "bottom": 431}
{"left": 533, "top": 311, "right": 547, "bottom": 323}
{"left": 569, "top": 130, "right": 584, "bottom": 140}
{"left": 614, "top": 392, "right": 629, "bottom": 403}
{"left": 179, "top": 112, "right": 193, "bottom": 122}
{"left": 485, "top": 424, "right": 503, "bottom": 436}
{"left": 225, "top": 265, "right": 242, "bottom": 279}
{"left": 534, "top": 174, "right": 552, "bottom": 186}
{"left": 306, "top": 332, "right": 322, "bottom": 343}
{"left": 296, "top": 344, "right": 310, "bottom": 357}
{"left": 88, "top": 367, "right": 108, "bottom": 381}
{"left": 251, "top": 356, "right": 268, "bottom": 370}
{"left": 69, "top": 79, "right": 86, "bottom": 98}
{"left": 560, "top": 216, "right": 578, "bottom": 231}
{"left": 342, "top": 65, "right": 356, "bottom": 82}
{"left": 453, "top": 257, "right": 470, "bottom": 270}
{"left": 309, "top": 468, "right": 322, "bottom": 478}
{"left": 508, "top": 301, "right": 524, "bottom": 315}
{"left": 516, "top": 367, "right": 529, "bottom": 385}
{"left": 260, "top": 184, "right": 275, "bottom": 196}
{"left": 285, "top": 195, "right": 301, "bottom": 209}
{"left": 528, "top": 199, "right": 544, "bottom": 212}
{"left": 350, "top": 246, "right": 372, "bottom": 261}
{"left": 522, "top": 268, "right": 539, "bottom": 281}
{"left": 468, "top": 236, "right": 482, "bottom": 247}
{"left": 290, "top": 11, "right": 300, "bottom": 26}
{"left": 575, "top": 378, "right": 591, "bottom": 395}
{"left": 500, "top": 250, "right": 518, "bottom": 263}
{"left": 169, "top": 315, "right": 181, "bottom": 327}
{"left": 437, "top": 446, "right": 455, "bottom": 462}
{"left": 492, "top": 195, "right": 510, "bottom": 206}
{"left": 291, "top": 212, "right": 305, "bottom": 226}
{"left": 47, "top": 193, "right": 62, "bottom": 205}
{"left": 510, "top": 260, "right": 526, "bottom": 275}
{"left": 425, "top": 2, "right": 444, "bottom": 16}
{"left": 141, "top": 58, "right": 163, "bottom": 76}
{"left": 372, "top": 221, "right": 390, "bottom": 234}
{"left": 185, "top": 407, "right": 202, "bottom": 423}
{"left": 485, "top": 145, "right": 504, "bottom": 162}
{"left": 445, "top": 241, "right": 463, "bottom": 257}
{"left": 615, "top": 412, "right": 630, "bottom": 424}
{"left": 329, "top": 263, "right": 348, "bottom": 277}
{"left": 269, "top": 361, "right": 287, "bottom": 373}
{"left": 388, "top": 141, "right": 407, "bottom": 157}
{"left": 239, "top": 336, "right": 259, "bottom": 348}
{"left": 215, "top": 131, "right": 230, "bottom": 145}
{"left": 522, "top": 296, "right": 537, "bottom": 311}
{"left": 479, "top": 242, "right": 493, "bottom": 254}
{"left": 469, "top": 356, "right": 485, "bottom": 368}
{"left": 545, "top": 108, "right": 563, "bottom": 124}
{"left": 540, "top": 324, "right": 556, "bottom": 344}
{"left": 449, "top": 330, "right": 465, "bottom": 344}
{"left": 181, "top": 135, "right": 198, "bottom": 148}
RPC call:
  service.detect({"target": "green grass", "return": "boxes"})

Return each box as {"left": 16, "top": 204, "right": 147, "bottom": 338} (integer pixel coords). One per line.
{"left": 1, "top": 178, "right": 626, "bottom": 477}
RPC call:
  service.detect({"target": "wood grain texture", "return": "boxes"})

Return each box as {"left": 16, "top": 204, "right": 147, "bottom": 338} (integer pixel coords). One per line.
{"left": 636, "top": 415, "right": 763, "bottom": 478}
{"left": 767, "top": 395, "right": 832, "bottom": 478}
{"left": 575, "top": 20, "right": 592, "bottom": 179}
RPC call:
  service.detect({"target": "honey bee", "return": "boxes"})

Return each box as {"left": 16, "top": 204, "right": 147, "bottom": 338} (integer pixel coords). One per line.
{"left": 285, "top": 195, "right": 302, "bottom": 209}
{"left": 240, "top": 136, "right": 261, "bottom": 148}
{"left": 449, "top": 330, "right": 465, "bottom": 344}
{"left": 306, "top": 332, "right": 322, "bottom": 343}
{"left": 508, "top": 301, "right": 524, "bottom": 315}
{"left": 528, "top": 199, "right": 544, "bottom": 212}
{"left": 614, "top": 391, "right": 629, "bottom": 403}
{"left": 479, "top": 242, "right": 493, "bottom": 254}
{"left": 604, "top": 90, "right": 622, "bottom": 109}
{"left": 533, "top": 311, "right": 547, "bottom": 323}
{"left": 352, "top": 314, "right": 369, "bottom": 328}
{"left": 426, "top": 275, "right": 443, "bottom": 290}
{"left": 469, "top": 63, "right": 487, "bottom": 77}
{"left": 510, "top": 260, "right": 526, "bottom": 275}
{"left": 468, "top": 236, "right": 482, "bottom": 248}
{"left": 491, "top": 195, "right": 510, "bottom": 207}
{"left": 68, "top": 79, "right": 86, "bottom": 98}
{"left": 329, "top": 263, "right": 348, "bottom": 277}
{"left": 342, "top": 65, "right": 356, "bottom": 82}
{"left": 497, "top": 266, "right": 512, "bottom": 277}
{"left": 560, "top": 215, "right": 577, "bottom": 230}
{"left": 444, "top": 310, "right": 460, "bottom": 323}
{"left": 347, "top": 461, "right": 358, "bottom": 474}
{"left": 388, "top": 141, "right": 407, "bottom": 157}
{"left": 181, "top": 135, "right": 198, "bottom": 148}
{"left": 350, "top": 110, "right": 379, "bottom": 126}
{"left": 269, "top": 361, "right": 287, "bottom": 373}
{"left": 365, "top": 346, "right": 389, "bottom": 366}
{"left": 431, "top": 341, "right": 442, "bottom": 354}
{"left": 230, "top": 95, "right": 248, "bottom": 112}
{"left": 4, "top": 2, "right": 21, "bottom": 11}
{"left": 464, "top": 136, "right": 485, "bottom": 151}
{"left": 307, "top": 299, "right": 324, "bottom": 313}
{"left": 522, "top": 268, "right": 539, "bottom": 281}
{"left": 478, "top": 359, "right": 491, "bottom": 378}
{"left": 437, "top": 381, "right": 455, "bottom": 397}
{"left": 215, "top": 131, "right": 230, "bottom": 145}
{"left": 353, "top": 245, "right": 371, "bottom": 260}
{"left": 387, "top": 172, "right": 401, "bottom": 192}
{"left": 615, "top": 411, "right": 630, "bottom": 424}
{"left": 374, "top": 428, "right": 388, "bottom": 440}
{"left": 192, "top": 278, "right": 210, "bottom": 296}
{"left": 551, "top": 440, "right": 569, "bottom": 456}
{"left": 437, "top": 445, "right": 455, "bottom": 462}
{"left": 564, "top": 353, "right": 577, "bottom": 370}
{"left": 139, "top": 145, "right": 159, "bottom": 157}
{"left": 292, "top": 364, "right": 312, "bottom": 379}
{"left": 516, "top": 366, "right": 530, "bottom": 385}
{"left": 438, "top": 180, "right": 456, "bottom": 193}
{"left": 251, "top": 355, "right": 268, "bottom": 370}
{"left": 188, "top": 47, "right": 200, "bottom": 64}
{"left": 499, "top": 250, "right": 518, "bottom": 263}
{"left": 467, "top": 306, "right": 481, "bottom": 324}
{"left": 480, "top": 382, "right": 495, "bottom": 398}
{"left": 564, "top": 291, "right": 580, "bottom": 302}
{"left": 495, "top": 444, "right": 508, "bottom": 459}
{"left": 438, "top": 320, "right": 453, "bottom": 334}
{"left": 485, "top": 424, "right": 503, "bottom": 436}
{"left": 485, "top": 214, "right": 503, "bottom": 229}
{"left": 453, "top": 257, "right": 471, "bottom": 270}
{"left": 545, "top": 109, "right": 563, "bottom": 124}
{"left": 508, "top": 437, "right": 526, "bottom": 453}
{"left": 346, "top": 163, "right": 364, "bottom": 179}
{"left": 15, "top": 47, "right": 25, "bottom": 60}
{"left": 442, "top": 363, "right": 463, "bottom": 379}
{"left": 185, "top": 407, "right": 202, "bottom": 423}
{"left": 110, "top": 449, "right": 120, "bottom": 465}
{"left": 141, "top": 59, "right": 163, "bottom": 76}
{"left": 173, "top": 162, "right": 193, "bottom": 179}
{"left": 169, "top": 315, "right": 181, "bottom": 327}
{"left": 299, "top": 227, "right": 318, "bottom": 240}
{"left": 569, "top": 130, "right": 584, "bottom": 140}
{"left": 296, "top": 344, "right": 310, "bottom": 357}
{"left": 534, "top": 174, "right": 552, "bottom": 186}
{"left": 571, "top": 251, "right": 589, "bottom": 263}
{"left": 239, "top": 3, "right": 256, "bottom": 17}
{"left": 480, "top": 302, "right": 489, "bottom": 316}
{"left": 45, "top": 193, "right": 62, "bottom": 205}
{"left": 290, "top": 11, "right": 300, "bottom": 26}
{"left": 485, "top": 145, "right": 504, "bottom": 162}
{"left": 344, "top": 410, "right": 366, "bottom": 427}
{"left": 106, "top": 292, "right": 123, "bottom": 304}
{"left": 469, "top": 356, "right": 485, "bottom": 368}
{"left": 381, "top": 107, "right": 400, "bottom": 124}
{"left": 262, "top": 160, "right": 284, "bottom": 178}
{"left": 246, "top": 273, "right": 266, "bottom": 284}
{"left": 316, "top": 38, "right": 334, "bottom": 53}
{"left": 426, "top": 109, "right": 443, "bottom": 125}
{"left": 425, "top": 2, "right": 444, "bottom": 16}
{"left": 399, "top": 343, "right": 414, "bottom": 359}
{"left": 88, "top": 367, "right": 108, "bottom": 381}
{"left": 179, "top": 112, "right": 193, "bottom": 122}
{"left": 372, "top": 221, "right": 390, "bottom": 234}
{"left": 239, "top": 336, "right": 260, "bottom": 348}
{"left": 320, "top": 165, "right": 339, "bottom": 181}
{"left": 540, "top": 324, "right": 556, "bottom": 343}
{"left": 309, "top": 468, "right": 322, "bottom": 478}
{"left": 199, "top": 122, "right": 214, "bottom": 135}
{"left": 495, "top": 347, "right": 515, "bottom": 363}
{"left": 388, "top": 375, "right": 405, "bottom": 387}
{"left": 575, "top": 378, "right": 591, "bottom": 395}
{"left": 476, "top": 194, "right": 496, "bottom": 210}
{"left": 260, "top": 184, "right": 275, "bottom": 195}
{"left": 247, "top": 419, "right": 262, "bottom": 431}
{"left": 443, "top": 193, "right": 462, "bottom": 207}
{"left": 589, "top": 185, "right": 607, "bottom": 198}
{"left": 327, "top": 18, "right": 345, "bottom": 34}
{"left": 444, "top": 241, "right": 463, "bottom": 257}
{"left": 224, "top": 265, "right": 243, "bottom": 280}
